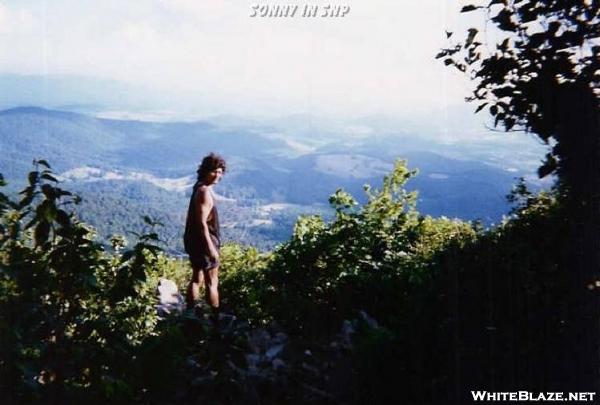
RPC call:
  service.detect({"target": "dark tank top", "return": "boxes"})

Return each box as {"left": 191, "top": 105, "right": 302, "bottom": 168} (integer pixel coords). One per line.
{"left": 184, "top": 181, "right": 220, "bottom": 255}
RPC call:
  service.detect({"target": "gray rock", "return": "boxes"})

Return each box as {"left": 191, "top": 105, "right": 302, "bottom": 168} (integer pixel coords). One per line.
{"left": 156, "top": 278, "right": 184, "bottom": 317}
{"left": 301, "top": 362, "right": 320, "bottom": 376}
{"left": 218, "top": 313, "right": 237, "bottom": 331}
{"left": 191, "top": 375, "right": 214, "bottom": 387}
{"left": 271, "top": 358, "right": 285, "bottom": 371}
{"left": 245, "top": 353, "right": 261, "bottom": 370}
{"left": 273, "top": 332, "right": 288, "bottom": 344}
{"left": 338, "top": 320, "right": 356, "bottom": 348}
{"left": 359, "top": 310, "right": 379, "bottom": 329}
{"left": 265, "top": 343, "right": 284, "bottom": 360}
{"left": 246, "top": 329, "right": 271, "bottom": 353}
{"left": 185, "top": 357, "right": 200, "bottom": 369}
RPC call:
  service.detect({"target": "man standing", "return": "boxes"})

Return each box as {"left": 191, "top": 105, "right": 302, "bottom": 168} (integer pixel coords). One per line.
{"left": 184, "top": 153, "right": 226, "bottom": 324}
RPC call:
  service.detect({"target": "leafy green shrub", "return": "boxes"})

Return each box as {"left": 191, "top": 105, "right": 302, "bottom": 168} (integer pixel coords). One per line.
{"left": 0, "top": 159, "right": 569, "bottom": 404}
{"left": 257, "top": 160, "right": 475, "bottom": 337}
{"left": 219, "top": 242, "right": 272, "bottom": 325}
{"left": 0, "top": 161, "right": 179, "bottom": 402}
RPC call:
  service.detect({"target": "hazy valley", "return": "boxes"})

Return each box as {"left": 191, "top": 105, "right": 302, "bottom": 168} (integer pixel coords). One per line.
{"left": 0, "top": 106, "right": 549, "bottom": 251}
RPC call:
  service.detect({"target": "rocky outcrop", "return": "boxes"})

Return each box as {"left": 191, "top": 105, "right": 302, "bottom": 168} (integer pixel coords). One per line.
{"left": 156, "top": 278, "right": 184, "bottom": 317}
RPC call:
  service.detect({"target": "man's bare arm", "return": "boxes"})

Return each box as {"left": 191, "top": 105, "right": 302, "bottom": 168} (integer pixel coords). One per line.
{"left": 195, "top": 186, "right": 219, "bottom": 260}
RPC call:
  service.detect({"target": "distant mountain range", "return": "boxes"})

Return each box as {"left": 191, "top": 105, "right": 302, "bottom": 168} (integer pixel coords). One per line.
{"left": 0, "top": 106, "right": 550, "bottom": 251}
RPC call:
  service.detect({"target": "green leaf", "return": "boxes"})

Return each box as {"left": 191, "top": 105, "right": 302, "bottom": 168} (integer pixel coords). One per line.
{"left": 55, "top": 188, "right": 72, "bottom": 197}
{"left": 475, "top": 103, "right": 488, "bottom": 113}
{"left": 494, "top": 113, "right": 505, "bottom": 127}
{"left": 18, "top": 185, "right": 33, "bottom": 196}
{"left": 56, "top": 209, "right": 71, "bottom": 227}
{"left": 492, "top": 8, "right": 517, "bottom": 32}
{"left": 28, "top": 171, "right": 39, "bottom": 186}
{"left": 41, "top": 184, "right": 57, "bottom": 200}
{"left": 18, "top": 192, "right": 35, "bottom": 210}
{"left": 504, "top": 117, "right": 516, "bottom": 130}
{"left": 82, "top": 274, "right": 98, "bottom": 288}
{"left": 36, "top": 159, "right": 51, "bottom": 169}
{"left": 466, "top": 28, "right": 478, "bottom": 46}
{"left": 435, "top": 50, "right": 448, "bottom": 59}
{"left": 0, "top": 192, "right": 12, "bottom": 211}
{"left": 37, "top": 200, "right": 57, "bottom": 222}
{"left": 548, "top": 21, "right": 560, "bottom": 35}
{"left": 24, "top": 216, "right": 37, "bottom": 230}
{"left": 538, "top": 153, "right": 557, "bottom": 178}
{"left": 143, "top": 232, "right": 159, "bottom": 241}
{"left": 461, "top": 5, "right": 479, "bottom": 12}
{"left": 34, "top": 221, "right": 50, "bottom": 246}
{"left": 41, "top": 173, "right": 58, "bottom": 183}
{"left": 122, "top": 251, "right": 134, "bottom": 262}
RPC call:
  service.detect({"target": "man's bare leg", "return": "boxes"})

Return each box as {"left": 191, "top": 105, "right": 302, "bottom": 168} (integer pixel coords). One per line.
{"left": 186, "top": 267, "right": 205, "bottom": 309}
{"left": 203, "top": 266, "right": 219, "bottom": 308}
{"left": 203, "top": 266, "right": 220, "bottom": 326}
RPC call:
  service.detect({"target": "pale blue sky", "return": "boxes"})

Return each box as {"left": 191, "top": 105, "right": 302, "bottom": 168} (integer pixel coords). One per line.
{"left": 0, "top": 0, "right": 481, "bottom": 118}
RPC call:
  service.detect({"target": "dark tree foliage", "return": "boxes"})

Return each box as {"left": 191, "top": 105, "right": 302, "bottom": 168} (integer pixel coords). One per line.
{"left": 0, "top": 161, "right": 182, "bottom": 403}
{"left": 438, "top": 0, "right": 599, "bottom": 177}
{"left": 438, "top": 0, "right": 600, "bottom": 392}
{"left": 219, "top": 162, "right": 572, "bottom": 403}
{"left": 438, "top": 190, "right": 570, "bottom": 402}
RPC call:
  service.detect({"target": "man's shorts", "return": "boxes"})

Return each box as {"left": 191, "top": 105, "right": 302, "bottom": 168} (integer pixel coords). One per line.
{"left": 189, "top": 235, "right": 220, "bottom": 270}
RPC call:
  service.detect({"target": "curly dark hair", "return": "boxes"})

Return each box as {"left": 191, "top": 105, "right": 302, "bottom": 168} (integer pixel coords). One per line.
{"left": 196, "top": 153, "right": 227, "bottom": 181}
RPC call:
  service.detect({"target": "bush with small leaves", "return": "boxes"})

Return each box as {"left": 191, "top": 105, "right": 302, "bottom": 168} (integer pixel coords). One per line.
{"left": 0, "top": 161, "right": 175, "bottom": 402}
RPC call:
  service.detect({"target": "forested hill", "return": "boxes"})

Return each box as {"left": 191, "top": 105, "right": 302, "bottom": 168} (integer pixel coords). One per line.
{"left": 0, "top": 106, "right": 538, "bottom": 250}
